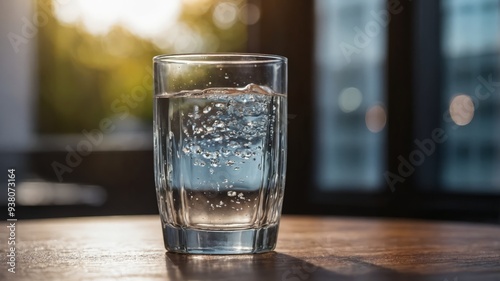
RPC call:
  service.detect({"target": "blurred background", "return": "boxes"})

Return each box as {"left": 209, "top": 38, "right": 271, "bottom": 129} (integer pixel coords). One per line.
{"left": 0, "top": 0, "right": 499, "bottom": 223}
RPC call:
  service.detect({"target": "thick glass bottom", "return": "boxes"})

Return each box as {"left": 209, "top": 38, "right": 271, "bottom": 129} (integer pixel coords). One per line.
{"left": 162, "top": 224, "right": 279, "bottom": 254}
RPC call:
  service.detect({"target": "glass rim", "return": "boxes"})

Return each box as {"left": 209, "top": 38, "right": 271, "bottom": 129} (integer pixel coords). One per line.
{"left": 153, "top": 53, "right": 287, "bottom": 65}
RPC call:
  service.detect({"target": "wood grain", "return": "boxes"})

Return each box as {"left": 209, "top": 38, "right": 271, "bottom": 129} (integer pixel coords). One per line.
{"left": 0, "top": 215, "right": 499, "bottom": 280}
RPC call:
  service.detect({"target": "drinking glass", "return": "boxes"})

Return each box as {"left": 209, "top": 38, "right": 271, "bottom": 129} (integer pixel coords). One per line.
{"left": 153, "top": 53, "right": 287, "bottom": 254}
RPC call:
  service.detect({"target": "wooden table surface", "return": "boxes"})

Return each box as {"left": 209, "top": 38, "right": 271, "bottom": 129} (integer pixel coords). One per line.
{"left": 1, "top": 215, "right": 499, "bottom": 281}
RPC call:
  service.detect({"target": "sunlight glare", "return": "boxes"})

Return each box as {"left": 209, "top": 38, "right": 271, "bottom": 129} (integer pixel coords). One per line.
{"left": 53, "top": 0, "right": 182, "bottom": 38}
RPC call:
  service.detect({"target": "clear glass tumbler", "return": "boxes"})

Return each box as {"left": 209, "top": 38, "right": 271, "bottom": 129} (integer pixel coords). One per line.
{"left": 153, "top": 53, "right": 287, "bottom": 254}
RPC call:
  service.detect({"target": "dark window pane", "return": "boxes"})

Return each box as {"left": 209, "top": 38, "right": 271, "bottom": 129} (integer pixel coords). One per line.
{"left": 441, "top": 0, "right": 500, "bottom": 192}
{"left": 314, "top": 0, "right": 387, "bottom": 191}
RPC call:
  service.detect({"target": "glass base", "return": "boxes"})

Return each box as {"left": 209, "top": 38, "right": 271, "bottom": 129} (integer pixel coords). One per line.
{"left": 162, "top": 224, "right": 279, "bottom": 254}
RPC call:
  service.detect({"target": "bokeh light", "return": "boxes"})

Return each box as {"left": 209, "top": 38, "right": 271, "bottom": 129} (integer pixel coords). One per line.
{"left": 449, "top": 94, "right": 475, "bottom": 126}
{"left": 239, "top": 3, "right": 261, "bottom": 25}
{"left": 365, "top": 105, "right": 387, "bottom": 133}
{"left": 339, "top": 87, "right": 363, "bottom": 113}
{"left": 212, "top": 2, "right": 239, "bottom": 29}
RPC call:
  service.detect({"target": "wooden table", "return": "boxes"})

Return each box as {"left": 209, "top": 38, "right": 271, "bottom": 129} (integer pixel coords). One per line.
{"left": 1, "top": 215, "right": 499, "bottom": 281}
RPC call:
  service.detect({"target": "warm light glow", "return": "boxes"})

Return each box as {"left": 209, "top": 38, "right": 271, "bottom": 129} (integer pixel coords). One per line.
{"left": 152, "top": 23, "right": 206, "bottom": 53}
{"left": 17, "top": 181, "right": 106, "bottom": 206}
{"left": 339, "top": 87, "right": 363, "bottom": 113}
{"left": 53, "top": 0, "right": 182, "bottom": 38}
{"left": 212, "top": 2, "right": 239, "bottom": 29}
{"left": 182, "top": 0, "right": 212, "bottom": 15}
{"left": 449, "top": 94, "right": 474, "bottom": 126}
{"left": 239, "top": 3, "right": 260, "bottom": 25}
{"left": 365, "top": 105, "right": 387, "bottom": 133}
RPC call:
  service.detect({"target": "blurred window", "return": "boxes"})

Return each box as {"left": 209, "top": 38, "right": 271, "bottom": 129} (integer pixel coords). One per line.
{"left": 440, "top": 0, "right": 500, "bottom": 192}
{"left": 314, "top": 0, "right": 500, "bottom": 196}
{"left": 314, "top": 0, "right": 387, "bottom": 191}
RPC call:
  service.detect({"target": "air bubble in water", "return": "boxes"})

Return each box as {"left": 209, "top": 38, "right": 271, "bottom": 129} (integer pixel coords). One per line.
{"left": 203, "top": 106, "right": 212, "bottom": 113}
{"left": 228, "top": 141, "right": 240, "bottom": 148}
{"left": 214, "top": 120, "right": 225, "bottom": 128}
{"left": 192, "top": 145, "right": 201, "bottom": 154}
{"left": 221, "top": 148, "right": 231, "bottom": 157}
